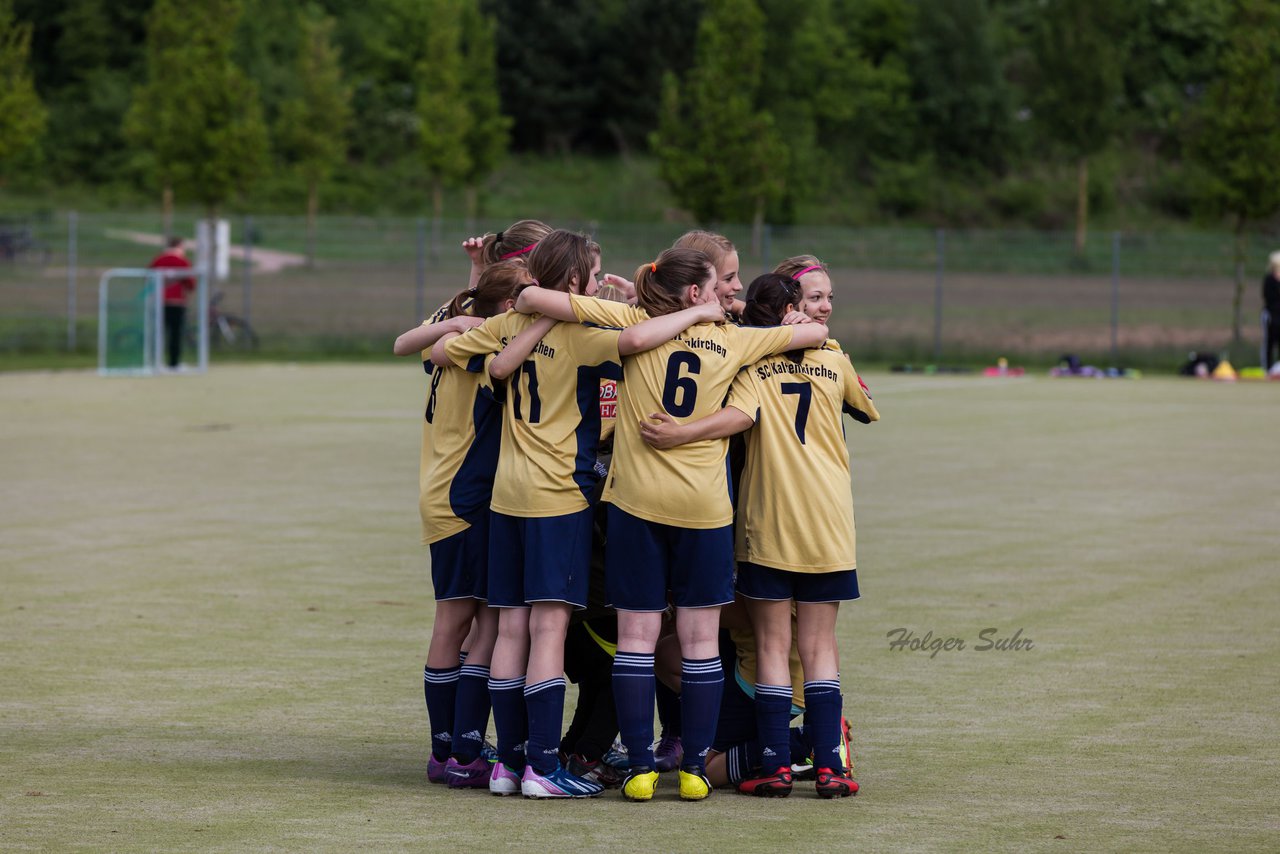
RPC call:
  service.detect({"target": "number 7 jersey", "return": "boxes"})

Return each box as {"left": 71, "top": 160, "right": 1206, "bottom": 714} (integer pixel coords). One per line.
{"left": 568, "top": 293, "right": 795, "bottom": 530}
{"left": 444, "top": 309, "right": 621, "bottom": 518}
{"left": 727, "top": 343, "right": 880, "bottom": 572}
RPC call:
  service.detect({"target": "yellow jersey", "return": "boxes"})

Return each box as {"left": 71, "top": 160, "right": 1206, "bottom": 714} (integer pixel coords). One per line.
{"left": 418, "top": 357, "right": 503, "bottom": 544}
{"left": 412, "top": 302, "right": 502, "bottom": 544}
{"left": 568, "top": 294, "right": 796, "bottom": 529}
{"left": 726, "top": 343, "right": 879, "bottom": 572}
{"left": 444, "top": 309, "right": 621, "bottom": 518}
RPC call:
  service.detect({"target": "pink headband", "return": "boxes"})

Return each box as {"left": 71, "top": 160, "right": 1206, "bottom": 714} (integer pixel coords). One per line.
{"left": 500, "top": 242, "right": 538, "bottom": 260}
{"left": 792, "top": 264, "right": 823, "bottom": 280}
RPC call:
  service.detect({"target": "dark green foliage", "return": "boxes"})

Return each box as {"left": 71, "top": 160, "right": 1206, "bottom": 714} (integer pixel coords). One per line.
{"left": 1185, "top": 0, "right": 1280, "bottom": 341}
{"left": 459, "top": 1, "right": 509, "bottom": 190}
{"left": 124, "top": 0, "right": 269, "bottom": 214}
{"left": 652, "top": 0, "right": 786, "bottom": 225}
{"left": 910, "top": 0, "right": 1013, "bottom": 172}
{"left": 0, "top": 0, "right": 48, "bottom": 173}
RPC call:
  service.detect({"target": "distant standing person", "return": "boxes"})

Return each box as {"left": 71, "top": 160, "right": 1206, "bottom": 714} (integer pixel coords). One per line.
{"left": 1264, "top": 251, "right": 1280, "bottom": 370}
{"left": 149, "top": 236, "right": 195, "bottom": 368}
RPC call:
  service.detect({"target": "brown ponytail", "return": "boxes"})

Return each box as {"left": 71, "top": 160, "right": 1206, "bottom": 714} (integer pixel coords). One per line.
{"left": 479, "top": 219, "right": 554, "bottom": 267}
{"left": 633, "top": 247, "right": 714, "bottom": 317}
{"left": 446, "top": 259, "right": 533, "bottom": 319}
{"left": 527, "top": 229, "right": 599, "bottom": 294}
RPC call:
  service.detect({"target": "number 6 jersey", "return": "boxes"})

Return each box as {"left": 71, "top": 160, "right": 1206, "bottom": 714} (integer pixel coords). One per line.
{"left": 444, "top": 309, "right": 621, "bottom": 519}
{"left": 568, "top": 293, "right": 796, "bottom": 530}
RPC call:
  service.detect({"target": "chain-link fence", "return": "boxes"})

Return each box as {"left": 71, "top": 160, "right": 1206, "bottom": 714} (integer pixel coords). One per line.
{"left": 2, "top": 211, "right": 1274, "bottom": 367}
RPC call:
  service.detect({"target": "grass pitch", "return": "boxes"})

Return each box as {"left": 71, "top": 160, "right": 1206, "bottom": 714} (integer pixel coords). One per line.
{"left": 1, "top": 365, "right": 1276, "bottom": 852}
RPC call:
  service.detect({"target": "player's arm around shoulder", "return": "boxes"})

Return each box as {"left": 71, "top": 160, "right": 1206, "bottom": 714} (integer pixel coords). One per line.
{"left": 618, "top": 300, "right": 723, "bottom": 356}
{"left": 436, "top": 312, "right": 508, "bottom": 371}
{"left": 490, "top": 313, "right": 557, "bottom": 380}
{"left": 394, "top": 314, "right": 483, "bottom": 357}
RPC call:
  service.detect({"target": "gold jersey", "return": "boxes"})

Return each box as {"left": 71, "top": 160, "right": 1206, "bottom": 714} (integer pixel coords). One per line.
{"left": 418, "top": 356, "right": 503, "bottom": 543}
{"left": 568, "top": 294, "right": 796, "bottom": 529}
{"left": 726, "top": 344, "right": 879, "bottom": 572}
{"left": 444, "top": 309, "right": 621, "bottom": 518}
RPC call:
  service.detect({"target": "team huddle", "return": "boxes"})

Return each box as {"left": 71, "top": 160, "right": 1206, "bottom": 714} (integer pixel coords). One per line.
{"left": 393, "top": 221, "right": 879, "bottom": 802}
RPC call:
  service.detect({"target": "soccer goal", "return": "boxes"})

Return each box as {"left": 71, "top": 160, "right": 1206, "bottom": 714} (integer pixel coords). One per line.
{"left": 97, "top": 267, "right": 209, "bottom": 375}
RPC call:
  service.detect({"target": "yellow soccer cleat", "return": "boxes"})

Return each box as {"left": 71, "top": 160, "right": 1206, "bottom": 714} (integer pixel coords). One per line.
{"left": 621, "top": 768, "right": 660, "bottom": 802}
{"left": 678, "top": 769, "right": 712, "bottom": 801}
{"left": 839, "top": 716, "right": 855, "bottom": 776}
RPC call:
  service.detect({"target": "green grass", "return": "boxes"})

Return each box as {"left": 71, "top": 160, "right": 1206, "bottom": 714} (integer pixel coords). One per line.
{"left": 2, "top": 365, "right": 1276, "bottom": 850}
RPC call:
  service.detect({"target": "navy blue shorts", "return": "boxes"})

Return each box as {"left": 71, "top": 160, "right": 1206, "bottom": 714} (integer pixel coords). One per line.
{"left": 428, "top": 513, "right": 489, "bottom": 601}
{"left": 604, "top": 505, "right": 734, "bottom": 611}
{"left": 488, "top": 508, "right": 594, "bottom": 609}
{"left": 737, "top": 563, "right": 860, "bottom": 603}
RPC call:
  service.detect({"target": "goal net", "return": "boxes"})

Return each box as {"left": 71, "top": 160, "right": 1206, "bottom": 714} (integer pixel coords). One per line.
{"left": 98, "top": 268, "right": 209, "bottom": 375}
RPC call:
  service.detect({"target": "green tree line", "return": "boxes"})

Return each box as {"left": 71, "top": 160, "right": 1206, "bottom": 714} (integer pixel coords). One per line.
{"left": 4, "top": 0, "right": 1280, "bottom": 272}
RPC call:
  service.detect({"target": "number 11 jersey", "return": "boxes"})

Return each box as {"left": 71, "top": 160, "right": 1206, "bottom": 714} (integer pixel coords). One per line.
{"left": 444, "top": 309, "right": 621, "bottom": 518}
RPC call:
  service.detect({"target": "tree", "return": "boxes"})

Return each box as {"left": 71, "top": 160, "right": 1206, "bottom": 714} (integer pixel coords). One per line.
{"left": 276, "top": 7, "right": 351, "bottom": 265}
{"left": 484, "top": 0, "right": 599, "bottom": 153}
{"left": 652, "top": 0, "right": 786, "bottom": 244}
{"left": 910, "top": 0, "right": 1013, "bottom": 173}
{"left": 458, "top": 0, "right": 510, "bottom": 222}
{"left": 0, "top": 0, "right": 46, "bottom": 179}
{"left": 1028, "top": 0, "right": 1125, "bottom": 255}
{"left": 1187, "top": 0, "right": 1280, "bottom": 345}
{"left": 40, "top": 0, "right": 149, "bottom": 186}
{"left": 415, "top": 0, "right": 471, "bottom": 224}
{"left": 125, "top": 0, "right": 269, "bottom": 230}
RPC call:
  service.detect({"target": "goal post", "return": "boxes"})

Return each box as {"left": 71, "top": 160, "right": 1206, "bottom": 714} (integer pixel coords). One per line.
{"left": 97, "top": 267, "right": 209, "bottom": 376}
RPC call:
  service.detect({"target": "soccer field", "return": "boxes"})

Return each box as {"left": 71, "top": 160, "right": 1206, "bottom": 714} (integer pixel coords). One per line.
{"left": 1, "top": 365, "right": 1276, "bottom": 851}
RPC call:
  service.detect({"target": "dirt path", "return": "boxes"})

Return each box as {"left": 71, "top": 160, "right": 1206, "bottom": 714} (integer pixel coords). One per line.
{"left": 104, "top": 229, "right": 307, "bottom": 274}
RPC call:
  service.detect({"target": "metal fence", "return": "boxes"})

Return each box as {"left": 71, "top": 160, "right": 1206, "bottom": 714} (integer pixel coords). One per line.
{"left": 2, "top": 210, "right": 1275, "bottom": 367}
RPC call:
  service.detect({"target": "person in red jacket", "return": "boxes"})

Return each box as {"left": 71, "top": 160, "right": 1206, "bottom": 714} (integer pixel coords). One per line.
{"left": 149, "top": 236, "right": 196, "bottom": 368}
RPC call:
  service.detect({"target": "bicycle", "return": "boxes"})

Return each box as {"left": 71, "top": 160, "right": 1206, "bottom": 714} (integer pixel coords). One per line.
{"left": 189, "top": 290, "right": 259, "bottom": 350}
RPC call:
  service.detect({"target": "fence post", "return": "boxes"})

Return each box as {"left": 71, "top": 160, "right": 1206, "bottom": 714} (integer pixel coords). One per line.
{"left": 416, "top": 217, "right": 427, "bottom": 322}
{"left": 67, "top": 210, "right": 78, "bottom": 351}
{"left": 761, "top": 222, "right": 772, "bottom": 272}
{"left": 934, "top": 228, "right": 945, "bottom": 362}
{"left": 1111, "top": 231, "right": 1120, "bottom": 365}
{"left": 242, "top": 214, "right": 253, "bottom": 326}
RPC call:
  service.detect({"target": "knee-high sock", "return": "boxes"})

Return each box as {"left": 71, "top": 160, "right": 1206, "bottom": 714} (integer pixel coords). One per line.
{"left": 488, "top": 675, "right": 527, "bottom": 771}
{"left": 754, "top": 683, "right": 794, "bottom": 770}
{"left": 679, "top": 657, "right": 724, "bottom": 774}
{"left": 423, "top": 665, "right": 459, "bottom": 761}
{"left": 612, "top": 651, "right": 656, "bottom": 768}
{"left": 452, "top": 663, "right": 491, "bottom": 762}
{"left": 524, "top": 677, "right": 567, "bottom": 775}
{"left": 804, "top": 679, "right": 843, "bottom": 771}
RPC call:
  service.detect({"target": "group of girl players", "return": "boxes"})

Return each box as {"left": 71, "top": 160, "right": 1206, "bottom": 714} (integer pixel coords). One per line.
{"left": 394, "top": 220, "right": 879, "bottom": 802}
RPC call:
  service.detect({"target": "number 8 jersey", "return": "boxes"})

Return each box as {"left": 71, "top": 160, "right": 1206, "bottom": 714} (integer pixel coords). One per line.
{"left": 568, "top": 293, "right": 796, "bottom": 530}
{"left": 444, "top": 309, "right": 621, "bottom": 518}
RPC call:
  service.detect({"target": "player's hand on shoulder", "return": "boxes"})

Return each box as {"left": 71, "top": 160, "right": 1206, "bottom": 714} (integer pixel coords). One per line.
{"left": 696, "top": 301, "right": 726, "bottom": 324}
{"left": 781, "top": 310, "right": 812, "bottom": 325}
{"left": 453, "top": 315, "right": 485, "bottom": 332}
